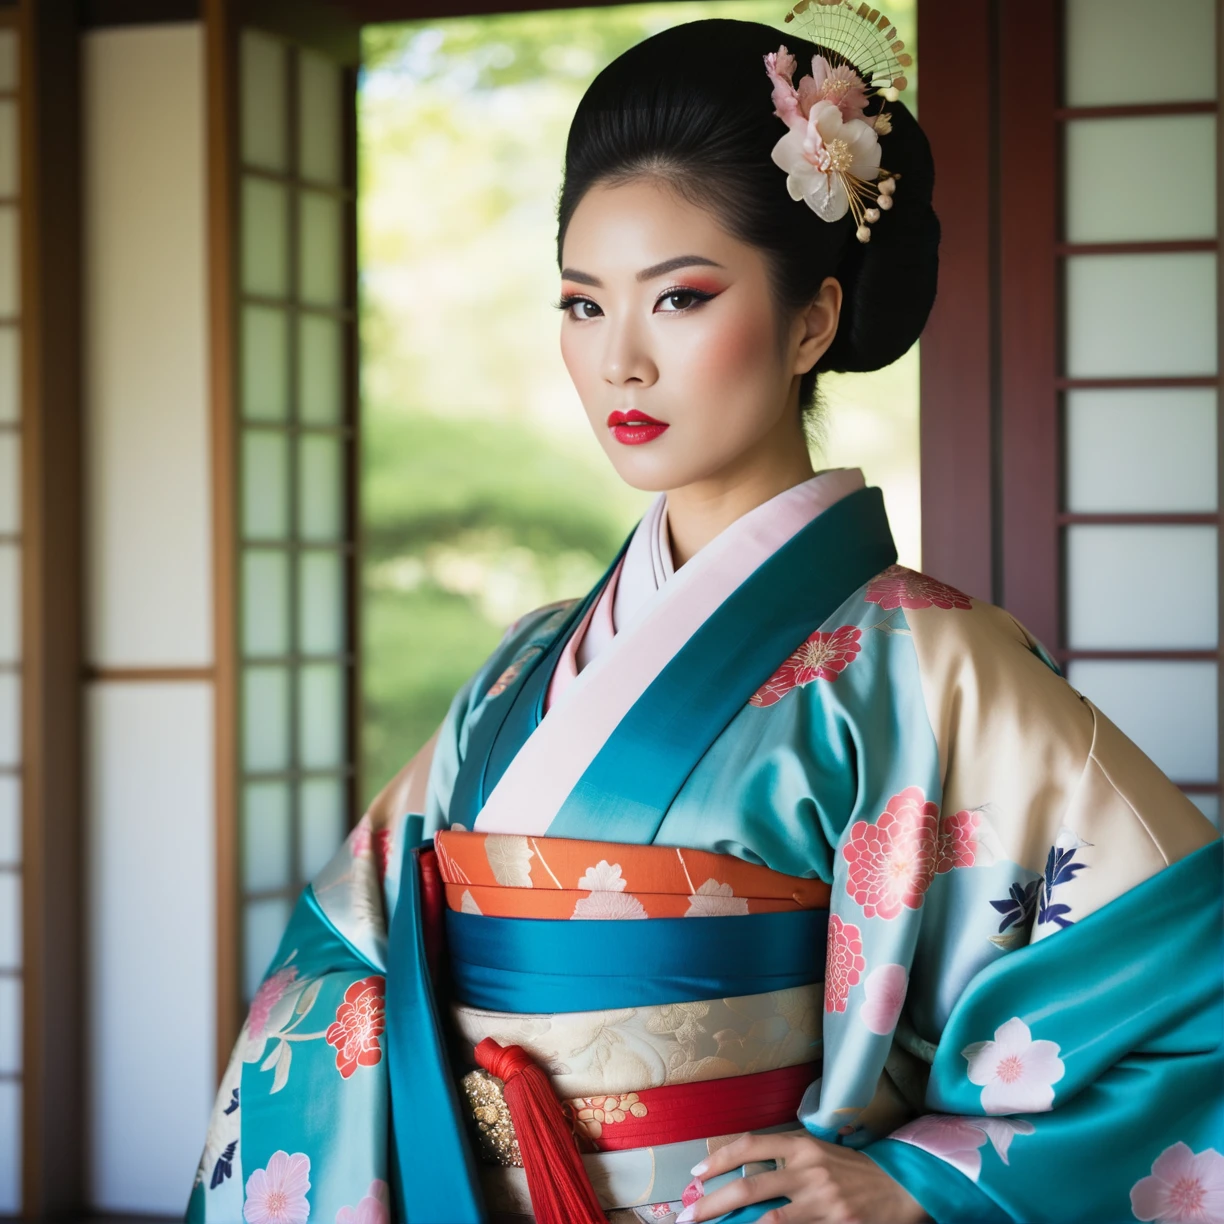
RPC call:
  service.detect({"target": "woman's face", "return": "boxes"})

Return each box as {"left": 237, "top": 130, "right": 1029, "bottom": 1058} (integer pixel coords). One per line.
{"left": 557, "top": 177, "right": 838, "bottom": 495}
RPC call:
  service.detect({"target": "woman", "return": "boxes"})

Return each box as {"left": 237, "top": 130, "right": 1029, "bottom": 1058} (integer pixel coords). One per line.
{"left": 188, "top": 14, "right": 1222, "bottom": 1224}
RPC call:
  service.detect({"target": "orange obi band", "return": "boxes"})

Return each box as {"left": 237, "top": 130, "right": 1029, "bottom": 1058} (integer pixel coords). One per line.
{"left": 462, "top": 1060, "right": 818, "bottom": 1165}
{"left": 433, "top": 828, "right": 831, "bottom": 919}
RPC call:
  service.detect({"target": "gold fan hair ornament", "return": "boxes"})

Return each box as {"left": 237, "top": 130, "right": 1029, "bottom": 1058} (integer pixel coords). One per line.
{"left": 763, "top": 0, "right": 912, "bottom": 243}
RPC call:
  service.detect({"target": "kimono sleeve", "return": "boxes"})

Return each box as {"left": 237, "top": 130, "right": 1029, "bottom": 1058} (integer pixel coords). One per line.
{"left": 808, "top": 589, "right": 1222, "bottom": 1223}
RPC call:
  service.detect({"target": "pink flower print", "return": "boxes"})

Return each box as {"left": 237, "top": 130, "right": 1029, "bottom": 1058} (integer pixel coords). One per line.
{"left": 335, "top": 1180, "right": 391, "bottom": 1224}
{"left": 1131, "top": 1142, "right": 1224, "bottom": 1223}
{"left": 963, "top": 1017, "right": 1065, "bottom": 1114}
{"left": 825, "top": 913, "right": 865, "bottom": 1013}
{"left": 891, "top": 1115, "right": 1036, "bottom": 1182}
{"left": 750, "top": 626, "right": 862, "bottom": 707}
{"left": 325, "top": 975, "right": 386, "bottom": 1079}
{"left": 350, "top": 816, "right": 392, "bottom": 881}
{"left": 244, "top": 1150, "right": 311, "bottom": 1224}
{"left": 842, "top": 787, "right": 939, "bottom": 920}
{"left": 248, "top": 966, "right": 299, "bottom": 1042}
{"left": 682, "top": 1178, "right": 705, "bottom": 1208}
{"left": 936, "top": 808, "right": 980, "bottom": 874}
{"left": 859, "top": 963, "right": 908, "bottom": 1035}
{"left": 892, "top": 1115, "right": 990, "bottom": 1180}
{"left": 865, "top": 565, "right": 973, "bottom": 611}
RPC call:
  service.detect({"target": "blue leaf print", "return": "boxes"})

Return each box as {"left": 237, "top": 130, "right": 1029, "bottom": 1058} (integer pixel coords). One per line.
{"left": 989, "top": 879, "right": 1040, "bottom": 933}
{"left": 209, "top": 1140, "right": 237, "bottom": 1189}
{"left": 222, "top": 1087, "right": 239, "bottom": 1115}
{"left": 1038, "top": 842, "right": 1089, "bottom": 929}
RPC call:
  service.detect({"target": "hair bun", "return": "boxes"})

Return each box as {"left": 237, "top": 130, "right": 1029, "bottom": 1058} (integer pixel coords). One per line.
{"left": 819, "top": 96, "right": 940, "bottom": 374}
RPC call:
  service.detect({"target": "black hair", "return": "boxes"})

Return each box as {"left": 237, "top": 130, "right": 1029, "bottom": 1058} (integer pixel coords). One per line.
{"left": 555, "top": 17, "right": 939, "bottom": 417}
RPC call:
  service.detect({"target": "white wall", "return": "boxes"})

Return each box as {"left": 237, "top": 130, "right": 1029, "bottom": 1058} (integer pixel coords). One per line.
{"left": 82, "top": 24, "right": 216, "bottom": 1214}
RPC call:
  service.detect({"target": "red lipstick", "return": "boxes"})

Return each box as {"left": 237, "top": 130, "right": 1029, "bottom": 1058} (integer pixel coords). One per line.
{"left": 606, "top": 409, "right": 669, "bottom": 446}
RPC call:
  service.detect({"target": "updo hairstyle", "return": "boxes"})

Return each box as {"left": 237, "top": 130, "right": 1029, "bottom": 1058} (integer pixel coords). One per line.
{"left": 555, "top": 18, "right": 940, "bottom": 418}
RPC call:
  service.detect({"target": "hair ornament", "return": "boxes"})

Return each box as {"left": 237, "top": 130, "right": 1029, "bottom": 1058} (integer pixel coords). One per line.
{"left": 764, "top": 1, "right": 912, "bottom": 242}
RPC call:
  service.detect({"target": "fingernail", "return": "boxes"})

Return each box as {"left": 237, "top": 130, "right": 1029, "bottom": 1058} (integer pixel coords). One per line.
{"left": 689, "top": 1160, "right": 708, "bottom": 1177}
{"left": 676, "top": 1209, "right": 696, "bottom": 1224}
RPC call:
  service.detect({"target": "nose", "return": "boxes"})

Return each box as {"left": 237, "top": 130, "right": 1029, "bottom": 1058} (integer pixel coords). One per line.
{"left": 600, "top": 313, "right": 658, "bottom": 388}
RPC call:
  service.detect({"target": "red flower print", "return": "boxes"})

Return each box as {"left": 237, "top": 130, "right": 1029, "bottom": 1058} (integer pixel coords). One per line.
{"left": 842, "top": 787, "right": 940, "bottom": 919}
{"left": 865, "top": 565, "right": 972, "bottom": 611}
{"left": 749, "top": 626, "right": 862, "bottom": 707}
{"left": 825, "top": 913, "right": 866, "bottom": 1013}
{"left": 936, "top": 808, "right": 980, "bottom": 874}
{"left": 351, "top": 817, "right": 393, "bottom": 881}
{"left": 325, "top": 975, "right": 386, "bottom": 1079}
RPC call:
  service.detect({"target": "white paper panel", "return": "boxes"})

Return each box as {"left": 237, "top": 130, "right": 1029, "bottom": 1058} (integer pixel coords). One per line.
{"left": 298, "top": 191, "right": 343, "bottom": 306}
{"left": 0, "top": 30, "right": 18, "bottom": 92}
{"left": 240, "top": 30, "right": 287, "bottom": 172}
{"left": 0, "top": 774, "right": 17, "bottom": 866}
{"left": 1064, "top": 115, "right": 1216, "bottom": 243}
{"left": 299, "top": 549, "right": 345, "bottom": 654}
{"left": 0, "top": 206, "right": 18, "bottom": 319}
{"left": 1066, "top": 525, "right": 1218, "bottom": 650}
{"left": 299, "top": 662, "right": 344, "bottom": 769}
{"left": 243, "top": 665, "right": 290, "bottom": 773}
{"left": 0, "top": 673, "right": 17, "bottom": 768}
{"left": 0, "top": 542, "right": 17, "bottom": 661}
{"left": 1065, "top": 253, "right": 1217, "bottom": 378}
{"left": 299, "top": 314, "right": 343, "bottom": 425}
{"left": 243, "top": 896, "right": 291, "bottom": 1002}
{"left": 1189, "top": 793, "right": 1219, "bottom": 827}
{"left": 242, "top": 429, "right": 290, "bottom": 540}
{"left": 85, "top": 678, "right": 215, "bottom": 1212}
{"left": 83, "top": 26, "right": 212, "bottom": 669}
{"left": 298, "top": 50, "right": 342, "bottom": 185}
{"left": 0, "top": 976, "right": 19, "bottom": 1073}
{"left": 297, "top": 434, "right": 343, "bottom": 541}
{"left": 242, "top": 548, "right": 290, "bottom": 658}
{"left": 0, "top": 870, "right": 17, "bottom": 968}
{"left": 1067, "top": 660, "right": 1218, "bottom": 783}
{"left": 242, "top": 781, "right": 292, "bottom": 893}
{"left": 300, "top": 776, "right": 345, "bottom": 879}
{"left": 0, "top": 427, "right": 18, "bottom": 534}
{"left": 0, "top": 100, "right": 19, "bottom": 199}
{"left": 1066, "top": 388, "right": 1217, "bottom": 513}
{"left": 0, "top": 326, "right": 18, "bottom": 424}
{"left": 242, "top": 176, "right": 289, "bottom": 298}
{"left": 1064, "top": 0, "right": 1216, "bottom": 106}
{"left": 0, "top": 1080, "right": 19, "bottom": 1215}
{"left": 242, "top": 305, "right": 289, "bottom": 421}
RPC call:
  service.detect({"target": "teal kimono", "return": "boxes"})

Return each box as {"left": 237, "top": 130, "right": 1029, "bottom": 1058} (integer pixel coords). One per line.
{"left": 187, "top": 478, "right": 1222, "bottom": 1224}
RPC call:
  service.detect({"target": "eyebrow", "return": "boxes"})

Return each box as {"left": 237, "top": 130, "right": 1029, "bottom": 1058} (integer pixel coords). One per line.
{"left": 559, "top": 254, "right": 725, "bottom": 287}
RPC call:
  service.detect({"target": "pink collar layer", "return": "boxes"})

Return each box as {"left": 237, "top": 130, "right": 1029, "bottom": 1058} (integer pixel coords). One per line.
{"left": 543, "top": 468, "right": 865, "bottom": 713}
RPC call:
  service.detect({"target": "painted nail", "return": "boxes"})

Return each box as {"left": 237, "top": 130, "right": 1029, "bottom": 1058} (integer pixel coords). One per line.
{"left": 689, "top": 1160, "right": 708, "bottom": 1177}
{"left": 676, "top": 1208, "right": 696, "bottom": 1224}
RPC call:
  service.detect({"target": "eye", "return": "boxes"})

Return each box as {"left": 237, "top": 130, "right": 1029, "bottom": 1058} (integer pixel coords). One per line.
{"left": 553, "top": 294, "right": 602, "bottom": 320}
{"left": 655, "top": 287, "right": 716, "bottom": 313}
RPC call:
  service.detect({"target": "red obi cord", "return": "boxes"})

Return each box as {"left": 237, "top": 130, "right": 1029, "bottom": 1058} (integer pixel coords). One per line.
{"left": 567, "top": 1061, "right": 818, "bottom": 1152}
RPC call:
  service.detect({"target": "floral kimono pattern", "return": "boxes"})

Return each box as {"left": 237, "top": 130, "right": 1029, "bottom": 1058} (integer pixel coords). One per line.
{"left": 187, "top": 482, "right": 1221, "bottom": 1224}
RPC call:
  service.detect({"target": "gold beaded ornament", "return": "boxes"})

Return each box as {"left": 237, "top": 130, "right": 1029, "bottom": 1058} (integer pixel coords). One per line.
{"left": 765, "top": 0, "right": 913, "bottom": 242}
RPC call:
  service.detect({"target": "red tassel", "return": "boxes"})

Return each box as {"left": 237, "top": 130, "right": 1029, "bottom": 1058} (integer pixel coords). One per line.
{"left": 474, "top": 1037, "right": 606, "bottom": 1224}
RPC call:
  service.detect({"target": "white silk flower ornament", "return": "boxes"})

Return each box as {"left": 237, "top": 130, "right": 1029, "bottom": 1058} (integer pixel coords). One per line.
{"left": 770, "top": 99, "right": 882, "bottom": 222}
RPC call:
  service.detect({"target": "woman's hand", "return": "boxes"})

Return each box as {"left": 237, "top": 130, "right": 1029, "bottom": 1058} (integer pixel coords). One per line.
{"left": 675, "top": 1130, "right": 929, "bottom": 1224}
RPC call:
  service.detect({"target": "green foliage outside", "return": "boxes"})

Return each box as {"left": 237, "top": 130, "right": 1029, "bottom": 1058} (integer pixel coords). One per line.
{"left": 358, "top": 0, "right": 918, "bottom": 802}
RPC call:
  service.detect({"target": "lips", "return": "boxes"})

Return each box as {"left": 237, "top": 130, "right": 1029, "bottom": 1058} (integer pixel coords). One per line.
{"left": 606, "top": 409, "right": 669, "bottom": 447}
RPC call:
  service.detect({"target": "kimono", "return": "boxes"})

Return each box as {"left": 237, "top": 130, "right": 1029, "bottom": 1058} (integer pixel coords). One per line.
{"left": 187, "top": 468, "right": 1223, "bottom": 1224}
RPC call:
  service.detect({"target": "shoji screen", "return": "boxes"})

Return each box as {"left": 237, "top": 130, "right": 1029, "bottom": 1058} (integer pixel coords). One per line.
{"left": 0, "top": 18, "right": 19, "bottom": 1212}
{"left": 1060, "top": 0, "right": 1219, "bottom": 824}
{"left": 235, "top": 28, "right": 358, "bottom": 1004}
